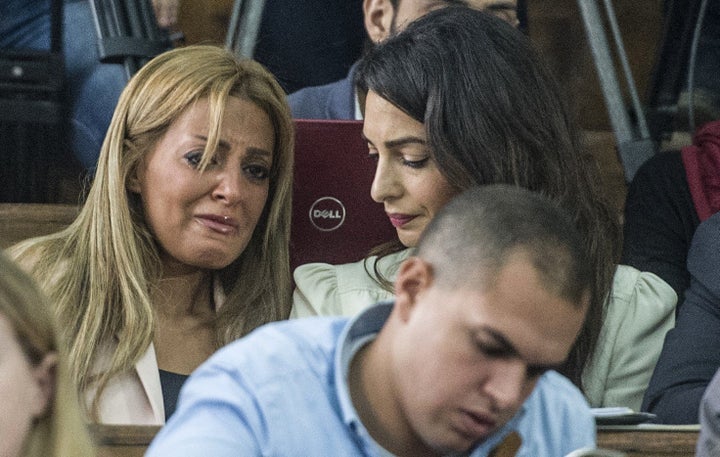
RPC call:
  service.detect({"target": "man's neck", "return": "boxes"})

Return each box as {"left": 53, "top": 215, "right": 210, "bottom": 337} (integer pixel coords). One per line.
{"left": 348, "top": 330, "right": 441, "bottom": 457}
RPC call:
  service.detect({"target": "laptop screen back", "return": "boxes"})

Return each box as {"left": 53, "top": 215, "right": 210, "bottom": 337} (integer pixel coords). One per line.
{"left": 290, "top": 119, "right": 397, "bottom": 272}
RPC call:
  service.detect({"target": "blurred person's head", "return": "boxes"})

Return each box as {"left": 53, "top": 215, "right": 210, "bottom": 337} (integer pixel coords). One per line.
{"left": 0, "top": 252, "right": 94, "bottom": 457}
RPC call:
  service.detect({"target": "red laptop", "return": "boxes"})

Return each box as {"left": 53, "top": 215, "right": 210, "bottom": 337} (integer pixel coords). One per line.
{"left": 290, "top": 119, "right": 397, "bottom": 272}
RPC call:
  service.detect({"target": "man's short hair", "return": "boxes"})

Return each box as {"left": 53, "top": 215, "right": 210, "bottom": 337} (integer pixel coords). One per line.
{"left": 416, "top": 184, "right": 591, "bottom": 306}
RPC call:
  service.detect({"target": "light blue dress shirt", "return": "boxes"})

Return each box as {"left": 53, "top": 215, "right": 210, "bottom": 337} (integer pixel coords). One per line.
{"left": 146, "top": 302, "right": 595, "bottom": 456}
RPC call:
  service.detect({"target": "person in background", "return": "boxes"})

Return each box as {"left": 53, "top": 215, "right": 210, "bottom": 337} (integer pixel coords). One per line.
{"left": 622, "top": 119, "right": 720, "bottom": 309}
{"left": 146, "top": 185, "right": 596, "bottom": 457}
{"left": 7, "top": 44, "right": 294, "bottom": 424}
{"left": 0, "top": 0, "right": 178, "bottom": 170}
{"left": 152, "top": 0, "right": 181, "bottom": 30}
{"left": 0, "top": 252, "right": 95, "bottom": 457}
{"left": 251, "top": 0, "right": 365, "bottom": 95}
{"left": 287, "top": 0, "right": 518, "bottom": 120}
{"left": 643, "top": 210, "right": 720, "bottom": 423}
{"left": 292, "top": 6, "right": 677, "bottom": 412}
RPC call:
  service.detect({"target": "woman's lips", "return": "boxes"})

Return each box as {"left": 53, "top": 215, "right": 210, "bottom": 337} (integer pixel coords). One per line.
{"left": 196, "top": 214, "right": 238, "bottom": 234}
{"left": 387, "top": 213, "right": 417, "bottom": 228}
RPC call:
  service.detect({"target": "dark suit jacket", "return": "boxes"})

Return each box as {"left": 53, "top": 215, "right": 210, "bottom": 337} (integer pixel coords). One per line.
{"left": 642, "top": 210, "right": 720, "bottom": 423}
{"left": 287, "top": 63, "right": 357, "bottom": 120}
{"left": 621, "top": 150, "right": 700, "bottom": 308}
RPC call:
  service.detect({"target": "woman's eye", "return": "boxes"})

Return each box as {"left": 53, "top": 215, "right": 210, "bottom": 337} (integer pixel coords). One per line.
{"left": 245, "top": 165, "right": 270, "bottom": 180}
{"left": 402, "top": 156, "right": 430, "bottom": 169}
{"left": 367, "top": 152, "right": 379, "bottom": 162}
{"left": 183, "top": 151, "right": 219, "bottom": 169}
{"left": 183, "top": 151, "right": 203, "bottom": 168}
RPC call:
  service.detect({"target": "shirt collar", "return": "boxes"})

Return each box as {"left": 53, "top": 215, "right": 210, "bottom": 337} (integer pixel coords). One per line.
{"left": 353, "top": 88, "right": 363, "bottom": 121}
{"left": 335, "top": 301, "right": 392, "bottom": 429}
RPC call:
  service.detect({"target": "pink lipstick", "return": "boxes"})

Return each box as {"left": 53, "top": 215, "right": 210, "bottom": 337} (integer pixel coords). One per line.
{"left": 387, "top": 213, "right": 416, "bottom": 228}
{"left": 196, "top": 214, "right": 238, "bottom": 235}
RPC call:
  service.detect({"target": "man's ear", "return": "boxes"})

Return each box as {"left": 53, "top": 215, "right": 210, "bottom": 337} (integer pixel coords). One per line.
{"left": 394, "top": 256, "right": 433, "bottom": 322}
{"left": 363, "top": 0, "right": 396, "bottom": 43}
{"left": 31, "top": 352, "right": 58, "bottom": 418}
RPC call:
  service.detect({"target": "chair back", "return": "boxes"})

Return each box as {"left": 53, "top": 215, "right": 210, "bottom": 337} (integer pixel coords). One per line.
{"left": 90, "top": 0, "right": 170, "bottom": 79}
{"left": 0, "top": 0, "right": 64, "bottom": 202}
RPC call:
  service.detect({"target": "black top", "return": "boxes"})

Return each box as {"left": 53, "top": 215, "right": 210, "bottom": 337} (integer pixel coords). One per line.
{"left": 621, "top": 150, "right": 700, "bottom": 308}
{"left": 159, "top": 369, "right": 189, "bottom": 420}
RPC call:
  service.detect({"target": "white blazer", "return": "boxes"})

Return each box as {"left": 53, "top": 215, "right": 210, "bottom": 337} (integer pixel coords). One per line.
{"left": 86, "top": 278, "right": 226, "bottom": 424}
{"left": 86, "top": 341, "right": 165, "bottom": 424}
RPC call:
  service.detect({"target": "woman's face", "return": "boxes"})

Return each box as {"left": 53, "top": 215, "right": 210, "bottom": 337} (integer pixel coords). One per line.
{"left": 130, "top": 97, "right": 274, "bottom": 276}
{"left": 0, "top": 314, "right": 52, "bottom": 457}
{"left": 364, "top": 91, "right": 458, "bottom": 247}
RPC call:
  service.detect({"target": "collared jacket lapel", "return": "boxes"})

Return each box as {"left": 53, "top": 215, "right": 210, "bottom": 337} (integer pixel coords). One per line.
{"left": 86, "top": 276, "right": 226, "bottom": 424}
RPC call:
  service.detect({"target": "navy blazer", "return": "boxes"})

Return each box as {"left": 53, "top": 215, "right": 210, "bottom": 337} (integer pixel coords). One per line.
{"left": 642, "top": 211, "right": 720, "bottom": 423}
{"left": 287, "top": 63, "right": 357, "bottom": 120}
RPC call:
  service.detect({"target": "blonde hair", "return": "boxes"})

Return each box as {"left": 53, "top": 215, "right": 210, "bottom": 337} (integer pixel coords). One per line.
{"left": 9, "top": 45, "right": 294, "bottom": 419}
{"left": 0, "top": 252, "right": 95, "bottom": 457}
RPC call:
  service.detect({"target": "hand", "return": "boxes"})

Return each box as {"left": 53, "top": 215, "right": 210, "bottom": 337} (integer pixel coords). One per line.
{"left": 152, "top": 0, "right": 180, "bottom": 30}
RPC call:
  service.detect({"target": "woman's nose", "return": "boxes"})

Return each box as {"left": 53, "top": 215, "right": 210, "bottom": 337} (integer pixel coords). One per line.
{"left": 370, "top": 158, "right": 401, "bottom": 203}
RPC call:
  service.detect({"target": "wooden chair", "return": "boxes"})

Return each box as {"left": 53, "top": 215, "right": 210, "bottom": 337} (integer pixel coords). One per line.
{"left": 0, "top": 203, "right": 78, "bottom": 248}
{"left": 90, "top": 424, "right": 160, "bottom": 457}
{"left": 85, "top": 424, "right": 699, "bottom": 457}
{"left": 596, "top": 425, "right": 699, "bottom": 457}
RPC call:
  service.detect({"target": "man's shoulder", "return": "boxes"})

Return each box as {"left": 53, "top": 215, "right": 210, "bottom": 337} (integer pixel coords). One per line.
{"left": 514, "top": 371, "right": 595, "bottom": 455}
{"left": 287, "top": 71, "right": 355, "bottom": 119}
{"left": 209, "top": 317, "right": 349, "bottom": 377}
{"left": 531, "top": 371, "right": 589, "bottom": 406}
{"left": 521, "top": 370, "right": 593, "bottom": 429}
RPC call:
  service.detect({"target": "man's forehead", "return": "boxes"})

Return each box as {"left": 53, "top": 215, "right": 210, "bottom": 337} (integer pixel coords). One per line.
{"left": 401, "top": 0, "right": 518, "bottom": 25}
{"left": 470, "top": 324, "right": 568, "bottom": 368}
{"left": 449, "top": 0, "right": 517, "bottom": 10}
{"left": 438, "top": 254, "right": 587, "bottom": 364}
{"left": 430, "top": 0, "right": 519, "bottom": 25}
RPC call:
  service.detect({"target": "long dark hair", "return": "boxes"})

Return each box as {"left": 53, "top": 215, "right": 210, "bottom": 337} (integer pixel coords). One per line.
{"left": 355, "top": 6, "right": 621, "bottom": 388}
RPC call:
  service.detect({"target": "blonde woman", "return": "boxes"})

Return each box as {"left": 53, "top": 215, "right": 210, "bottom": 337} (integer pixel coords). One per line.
{"left": 8, "top": 45, "right": 294, "bottom": 425}
{"left": 0, "top": 252, "right": 95, "bottom": 457}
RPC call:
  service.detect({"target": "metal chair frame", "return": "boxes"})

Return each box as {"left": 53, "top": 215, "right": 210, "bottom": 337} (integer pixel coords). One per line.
{"left": 90, "top": 0, "right": 169, "bottom": 79}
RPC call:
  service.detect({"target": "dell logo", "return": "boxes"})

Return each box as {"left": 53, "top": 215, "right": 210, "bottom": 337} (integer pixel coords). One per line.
{"left": 313, "top": 209, "right": 342, "bottom": 219}
{"left": 309, "top": 197, "right": 346, "bottom": 232}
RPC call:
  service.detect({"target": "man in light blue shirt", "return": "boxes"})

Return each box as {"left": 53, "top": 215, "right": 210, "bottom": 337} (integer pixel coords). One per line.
{"left": 147, "top": 185, "right": 596, "bottom": 456}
